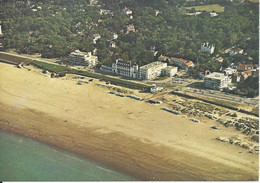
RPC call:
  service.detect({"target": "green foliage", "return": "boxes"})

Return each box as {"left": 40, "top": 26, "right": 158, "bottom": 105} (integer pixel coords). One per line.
{"left": 0, "top": 0, "right": 258, "bottom": 67}
{"left": 31, "top": 60, "right": 151, "bottom": 90}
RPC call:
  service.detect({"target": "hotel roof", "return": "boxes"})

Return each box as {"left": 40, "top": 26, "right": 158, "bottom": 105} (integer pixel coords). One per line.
{"left": 205, "top": 72, "right": 227, "bottom": 80}
{"left": 140, "top": 61, "right": 166, "bottom": 69}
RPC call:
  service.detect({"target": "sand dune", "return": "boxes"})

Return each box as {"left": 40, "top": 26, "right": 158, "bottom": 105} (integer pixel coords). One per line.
{"left": 0, "top": 63, "right": 258, "bottom": 180}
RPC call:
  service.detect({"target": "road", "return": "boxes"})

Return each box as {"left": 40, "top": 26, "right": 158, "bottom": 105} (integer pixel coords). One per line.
{"left": 153, "top": 76, "right": 258, "bottom": 107}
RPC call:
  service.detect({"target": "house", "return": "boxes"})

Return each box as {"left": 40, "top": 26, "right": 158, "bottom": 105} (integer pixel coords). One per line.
{"left": 185, "top": 12, "right": 202, "bottom": 16}
{"left": 122, "top": 7, "right": 132, "bottom": 15}
{"left": 238, "top": 64, "right": 254, "bottom": 71}
{"left": 223, "top": 67, "right": 237, "bottom": 76}
{"left": 89, "top": 0, "right": 99, "bottom": 6}
{"left": 241, "top": 70, "right": 253, "bottom": 80}
{"left": 92, "top": 33, "right": 101, "bottom": 44}
{"left": 109, "top": 41, "right": 116, "bottom": 48}
{"left": 210, "top": 12, "right": 218, "bottom": 17}
{"left": 99, "top": 9, "right": 113, "bottom": 16}
{"left": 155, "top": 10, "right": 160, "bottom": 16}
{"left": 204, "top": 72, "right": 231, "bottom": 90}
{"left": 139, "top": 62, "right": 167, "bottom": 80}
{"left": 161, "top": 66, "right": 178, "bottom": 77}
{"left": 158, "top": 55, "right": 169, "bottom": 62}
{"left": 112, "top": 33, "right": 118, "bottom": 40}
{"left": 126, "top": 24, "right": 135, "bottom": 34}
{"left": 229, "top": 47, "right": 243, "bottom": 56}
{"left": 169, "top": 57, "right": 195, "bottom": 70}
{"left": 215, "top": 57, "right": 224, "bottom": 63}
{"left": 68, "top": 50, "right": 98, "bottom": 67}
{"left": 201, "top": 42, "right": 215, "bottom": 54}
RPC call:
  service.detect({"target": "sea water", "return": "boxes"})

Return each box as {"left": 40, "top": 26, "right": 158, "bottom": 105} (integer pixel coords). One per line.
{"left": 0, "top": 130, "right": 134, "bottom": 181}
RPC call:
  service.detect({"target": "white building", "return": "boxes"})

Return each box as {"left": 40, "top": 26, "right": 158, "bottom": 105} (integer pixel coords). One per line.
{"left": 69, "top": 50, "right": 98, "bottom": 67}
{"left": 122, "top": 7, "right": 132, "bottom": 15}
{"left": 201, "top": 42, "right": 215, "bottom": 54}
{"left": 112, "top": 33, "right": 118, "bottom": 40}
{"left": 111, "top": 59, "right": 139, "bottom": 78}
{"left": 101, "top": 59, "right": 139, "bottom": 79}
{"left": 92, "top": 34, "right": 101, "bottom": 44}
{"left": 0, "top": 25, "right": 2, "bottom": 35}
{"left": 204, "top": 72, "right": 231, "bottom": 90}
{"left": 223, "top": 67, "right": 237, "bottom": 76}
{"left": 100, "top": 63, "right": 113, "bottom": 73}
{"left": 162, "top": 66, "right": 178, "bottom": 77}
{"left": 210, "top": 12, "right": 218, "bottom": 17}
{"left": 139, "top": 62, "right": 167, "bottom": 80}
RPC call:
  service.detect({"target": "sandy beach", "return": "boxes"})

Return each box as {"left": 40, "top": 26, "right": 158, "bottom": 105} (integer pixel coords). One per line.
{"left": 0, "top": 62, "right": 258, "bottom": 180}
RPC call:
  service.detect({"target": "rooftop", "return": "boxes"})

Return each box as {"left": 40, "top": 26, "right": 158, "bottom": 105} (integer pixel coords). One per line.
{"left": 164, "top": 66, "right": 177, "bottom": 71}
{"left": 239, "top": 64, "right": 254, "bottom": 68}
{"left": 170, "top": 57, "right": 194, "bottom": 66}
{"left": 140, "top": 61, "right": 166, "bottom": 69}
{"left": 205, "top": 72, "right": 227, "bottom": 80}
{"left": 159, "top": 55, "right": 168, "bottom": 59}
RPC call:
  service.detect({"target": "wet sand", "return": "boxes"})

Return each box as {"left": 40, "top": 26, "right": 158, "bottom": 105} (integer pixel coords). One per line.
{"left": 0, "top": 63, "right": 258, "bottom": 180}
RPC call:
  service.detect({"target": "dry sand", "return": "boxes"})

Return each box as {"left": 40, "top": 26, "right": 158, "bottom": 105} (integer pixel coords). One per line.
{"left": 0, "top": 62, "right": 258, "bottom": 180}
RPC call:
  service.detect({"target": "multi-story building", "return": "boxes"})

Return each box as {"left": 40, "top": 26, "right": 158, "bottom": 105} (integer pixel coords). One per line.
{"left": 111, "top": 59, "right": 139, "bottom": 78}
{"left": 161, "top": 66, "right": 178, "bottom": 77}
{"left": 139, "top": 61, "right": 167, "bottom": 80}
{"left": 69, "top": 50, "right": 98, "bottom": 67}
{"left": 238, "top": 64, "right": 254, "bottom": 71}
{"left": 100, "top": 63, "right": 113, "bottom": 73}
{"left": 223, "top": 67, "right": 237, "bottom": 76}
{"left": 100, "top": 59, "right": 139, "bottom": 78}
{"left": 170, "top": 57, "right": 195, "bottom": 70}
{"left": 201, "top": 42, "right": 215, "bottom": 54}
{"left": 204, "top": 72, "right": 231, "bottom": 90}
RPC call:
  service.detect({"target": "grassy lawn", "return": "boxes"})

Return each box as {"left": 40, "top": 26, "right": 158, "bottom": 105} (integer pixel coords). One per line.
{"left": 31, "top": 60, "right": 151, "bottom": 90}
{"left": 154, "top": 76, "right": 168, "bottom": 81}
{"left": 186, "top": 4, "right": 225, "bottom": 12}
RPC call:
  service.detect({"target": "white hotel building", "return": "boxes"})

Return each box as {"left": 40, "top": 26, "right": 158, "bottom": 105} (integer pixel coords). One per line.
{"left": 69, "top": 50, "right": 98, "bottom": 67}
{"left": 139, "top": 62, "right": 167, "bottom": 80}
{"left": 204, "top": 72, "right": 231, "bottom": 90}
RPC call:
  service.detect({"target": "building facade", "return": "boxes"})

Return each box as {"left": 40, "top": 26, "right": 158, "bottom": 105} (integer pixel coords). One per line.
{"left": 162, "top": 66, "right": 178, "bottom": 77}
{"left": 238, "top": 64, "right": 254, "bottom": 71}
{"left": 169, "top": 57, "right": 195, "bottom": 70}
{"left": 111, "top": 59, "right": 139, "bottom": 78}
{"left": 201, "top": 42, "right": 215, "bottom": 54}
{"left": 139, "top": 62, "right": 167, "bottom": 80}
{"left": 69, "top": 50, "right": 98, "bottom": 67}
{"left": 204, "top": 72, "right": 231, "bottom": 90}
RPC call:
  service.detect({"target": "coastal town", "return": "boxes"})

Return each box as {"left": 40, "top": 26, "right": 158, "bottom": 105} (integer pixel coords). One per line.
{"left": 0, "top": 0, "right": 259, "bottom": 181}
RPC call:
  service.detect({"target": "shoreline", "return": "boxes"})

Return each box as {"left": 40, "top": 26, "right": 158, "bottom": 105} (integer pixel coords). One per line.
{"left": 1, "top": 104, "right": 257, "bottom": 180}
{"left": 0, "top": 63, "right": 258, "bottom": 180}
{"left": 0, "top": 128, "right": 135, "bottom": 181}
